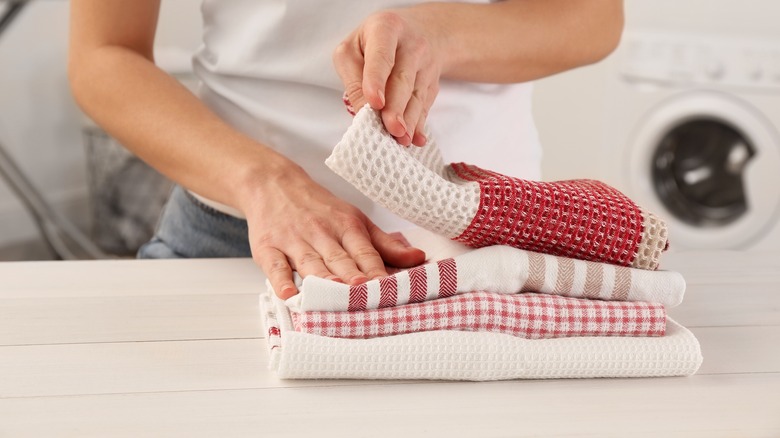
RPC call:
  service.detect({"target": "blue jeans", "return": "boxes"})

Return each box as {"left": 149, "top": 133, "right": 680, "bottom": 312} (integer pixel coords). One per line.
{"left": 137, "top": 186, "right": 252, "bottom": 259}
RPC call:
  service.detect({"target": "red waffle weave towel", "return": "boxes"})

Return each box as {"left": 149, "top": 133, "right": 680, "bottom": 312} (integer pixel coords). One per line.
{"left": 326, "top": 105, "right": 669, "bottom": 270}
{"left": 290, "top": 291, "right": 666, "bottom": 340}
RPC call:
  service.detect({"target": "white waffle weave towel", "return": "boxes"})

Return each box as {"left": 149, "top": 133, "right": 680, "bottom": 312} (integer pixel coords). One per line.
{"left": 260, "top": 292, "right": 702, "bottom": 380}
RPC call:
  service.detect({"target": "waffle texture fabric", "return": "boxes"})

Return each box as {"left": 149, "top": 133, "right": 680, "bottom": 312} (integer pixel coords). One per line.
{"left": 325, "top": 105, "right": 669, "bottom": 270}
{"left": 290, "top": 291, "right": 667, "bottom": 340}
{"left": 284, "top": 245, "right": 686, "bottom": 312}
{"left": 260, "top": 292, "right": 702, "bottom": 380}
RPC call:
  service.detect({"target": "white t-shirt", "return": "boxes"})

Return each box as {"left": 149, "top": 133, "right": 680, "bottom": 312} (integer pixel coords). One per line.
{"left": 191, "top": 0, "right": 542, "bottom": 231}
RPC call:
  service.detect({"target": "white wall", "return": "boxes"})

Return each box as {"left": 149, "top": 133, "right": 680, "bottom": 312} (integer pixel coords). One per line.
{"left": 0, "top": 0, "right": 202, "bottom": 247}
{"left": 534, "top": 0, "right": 780, "bottom": 182}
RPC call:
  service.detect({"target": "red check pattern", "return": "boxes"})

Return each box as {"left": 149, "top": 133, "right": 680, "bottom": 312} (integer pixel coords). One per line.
{"left": 291, "top": 291, "right": 666, "bottom": 340}
{"left": 450, "top": 163, "right": 645, "bottom": 268}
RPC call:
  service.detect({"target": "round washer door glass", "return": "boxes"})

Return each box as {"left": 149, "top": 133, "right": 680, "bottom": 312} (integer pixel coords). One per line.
{"left": 652, "top": 118, "right": 756, "bottom": 227}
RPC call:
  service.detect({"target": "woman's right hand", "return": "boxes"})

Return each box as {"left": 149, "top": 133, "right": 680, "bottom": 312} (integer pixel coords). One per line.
{"left": 241, "top": 163, "right": 426, "bottom": 299}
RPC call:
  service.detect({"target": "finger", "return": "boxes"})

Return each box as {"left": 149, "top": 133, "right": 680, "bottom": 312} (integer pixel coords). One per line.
{"left": 401, "top": 83, "right": 425, "bottom": 147}
{"left": 381, "top": 51, "right": 420, "bottom": 141}
{"left": 361, "top": 18, "right": 401, "bottom": 110}
{"left": 411, "top": 82, "right": 438, "bottom": 146}
{"left": 366, "top": 223, "right": 426, "bottom": 268}
{"left": 289, "top": 243, "right": 342, "bottom": 283}
{"left": 333, "top": 37, "right": 368, "bottom": 111}
{"left": 309, "top": 235, "right": 370, "bottom": 285}
{"left": 340, "top": 225, "right": 389, "bottom": 280}
{"left": 255, "top": 247, "right": 298, "bottom": 299}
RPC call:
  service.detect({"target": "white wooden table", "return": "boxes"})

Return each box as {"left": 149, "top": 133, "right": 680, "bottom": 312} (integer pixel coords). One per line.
{"left": 1, "top": 247, "right": 779, "bottom": 437}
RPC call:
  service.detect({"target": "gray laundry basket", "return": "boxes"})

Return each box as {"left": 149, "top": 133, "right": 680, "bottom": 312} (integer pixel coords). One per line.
{"left": 82, "top": 123, "right": 173, "bottom": 256}
{"left": 80, "top": 46, "right": 198, "bottom": 255}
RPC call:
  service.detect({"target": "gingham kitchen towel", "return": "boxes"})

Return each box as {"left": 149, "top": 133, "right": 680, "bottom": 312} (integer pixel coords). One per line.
{"left": 284, "top": 245, "right": 686, "bottom": 312}
{"left": 290, "top": 291, "right": 667, "bottom": 339}
{"left": 326, "top": 105, "right": 668, "bottom": 270}
{"left": 260, "top": 292, "right": 702, "bottom": 380}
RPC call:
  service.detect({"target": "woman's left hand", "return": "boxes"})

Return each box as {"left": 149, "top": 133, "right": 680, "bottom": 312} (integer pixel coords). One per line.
{"left": 333, "top": 9, "right": 445, "bottom": 147}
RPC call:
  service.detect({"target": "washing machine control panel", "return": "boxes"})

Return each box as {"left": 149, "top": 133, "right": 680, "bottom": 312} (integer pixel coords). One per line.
{"left": 620, "top": 31, "right": 780, "bottom": 92}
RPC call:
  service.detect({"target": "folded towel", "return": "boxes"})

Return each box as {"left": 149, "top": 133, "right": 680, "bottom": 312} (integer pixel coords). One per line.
{"left": 325, "top": 105, "right": 668, "bottom": 270}
{"left": 261, "top": 292, "right": 702, "bottom": 380}
{"left": 291, "top": 291, "right": 667, "bottom": 340}
{"left": 284, "top": 245, "right": 686, "bottom": 312}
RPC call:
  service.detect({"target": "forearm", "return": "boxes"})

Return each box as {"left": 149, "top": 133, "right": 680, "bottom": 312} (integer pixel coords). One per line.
{"left": 68, "top": 46, "right": 293, "bottom": 212}
{"left": 410, "top": 0, "right": 624, "bottom": 83}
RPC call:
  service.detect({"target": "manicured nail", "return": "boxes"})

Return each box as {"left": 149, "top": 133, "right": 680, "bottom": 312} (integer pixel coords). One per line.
{"left": 281, "top": 285, "right": 297, "bottom": 297}
{"left": 396, "top": 116, "right": 408, "bottom": 135}
{"left": 327, "top": 275, "right": 345, "bottom": 284}
{"left": 350, "top": 275, "right": 369, "bottom": 285}
{"left": 395, "top": 239, "right": 411, "bottom": 248}
{"left": 342, "top": 92, "right": 356, "bottom": 116}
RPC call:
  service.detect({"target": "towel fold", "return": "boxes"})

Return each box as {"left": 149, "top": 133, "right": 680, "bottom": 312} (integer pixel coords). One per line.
{"left": 284, "top": 245, "right": 686, "bottom": 312}
{"left": 261, "top": 292, "right": 702, "bottom": 380}
{"left": 326, "top": 105, "right": 668, "bottom": 270}
{"left": 291, "top": 291, "right": 667, "bottom": 340}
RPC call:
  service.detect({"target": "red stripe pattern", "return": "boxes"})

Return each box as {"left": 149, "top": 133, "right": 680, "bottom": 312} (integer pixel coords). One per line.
{"left": 437, "top": 258, "right": 458, "bottom": 298}
{"left": 378, "top": 275, "right": 398, "bottom": 309}
{"left": 408, "top": 265, "right": 428, "bottom": 303}
{"left": 348, "top": 283, "right": 369, "bottom": 312}
{"left": 451, "top": 163, "right": 645, "bottom": 268}
{"left": 291, "top": 291, "right": 667, "bottom": 340}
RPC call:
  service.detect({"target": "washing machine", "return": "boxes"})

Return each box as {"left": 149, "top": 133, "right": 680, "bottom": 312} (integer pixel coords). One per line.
{"left": 601, "top": 2, "right": 780, "bottom": 251}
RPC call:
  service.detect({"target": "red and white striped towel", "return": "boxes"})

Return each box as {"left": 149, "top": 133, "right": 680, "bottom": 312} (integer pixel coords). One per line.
{"left": 290, "top": 291, "right": 666, "bottom": 340}
{"left": 283, "top": 245, "right": 685, "bottom": 312}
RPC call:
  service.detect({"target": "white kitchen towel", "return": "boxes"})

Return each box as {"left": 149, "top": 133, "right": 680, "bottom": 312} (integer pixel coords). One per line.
{"left": 326, "top": 105, "right": 668, "bottom": 270}
{"left": 260, "top": 292, "right": 702, "bottom": 380}
{"left": 284, "top": 245, "right": 686, "bottom": 312}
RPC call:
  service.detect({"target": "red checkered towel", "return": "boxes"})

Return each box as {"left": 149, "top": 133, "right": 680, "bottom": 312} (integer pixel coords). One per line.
{"left": 326, "top": 105, "right": 669, "bottom": 270}
{"left": 290, "top": 291, "right": 666, "bottom": 340}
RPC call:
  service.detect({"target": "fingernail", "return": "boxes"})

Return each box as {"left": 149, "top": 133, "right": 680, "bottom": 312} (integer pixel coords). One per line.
{"left": 342, "top": 92, "right": 356, "bottom": 116}
{"left": 327, "top": 275, "right": 345, "bottom": 284}
{"left": 396, "top": 116, "right": 408, "bottom": 135}
{"left": 281, "top": 285, "right": 297, "bottom": 297}
{"left": 378, "top": 89, "right": 385, "bottom": 107}
{"left": 395, "top": 239, "right": 411, "bottom": 248}
{"left": 350, "top": 275, "right": 369, "bottom": 285}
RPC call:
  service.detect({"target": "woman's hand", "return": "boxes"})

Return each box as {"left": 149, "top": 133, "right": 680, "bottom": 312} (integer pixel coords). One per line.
{"left": 333, "top": 1, "right": 623, "bottom": 146}
{"left": 241, "top": 164, "right": 426, "bottom": 299}
{"left": 333, "top": 9, "right": 446, "bottom": 147}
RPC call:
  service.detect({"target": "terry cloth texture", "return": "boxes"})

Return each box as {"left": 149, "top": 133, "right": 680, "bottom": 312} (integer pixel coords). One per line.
{"left": 283, "top": 245, "right": 686, "bottom": 313}
{"left": 325, "top": 105, "right": 668, "bottom": 270}
{"left": 290, "top": 291, "right": 667, "bottom": 340}
{"left": 260, "top": 292, "right": 702, "bottom": 380}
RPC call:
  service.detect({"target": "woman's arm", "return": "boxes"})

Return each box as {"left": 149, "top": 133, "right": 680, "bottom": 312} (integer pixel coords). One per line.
{"left": 335, "top": 0, "right": 623, "bottom": 146}
{"left": 68, "top": 0, "right": 286, "bottom": 210}
{"left": 69, "top": 0, "right": 425, "bottom": 297}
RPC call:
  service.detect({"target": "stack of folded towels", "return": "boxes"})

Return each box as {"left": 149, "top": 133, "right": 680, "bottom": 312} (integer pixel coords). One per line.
{"left": 259, "top": 106, "right": 703, "bottom": 381}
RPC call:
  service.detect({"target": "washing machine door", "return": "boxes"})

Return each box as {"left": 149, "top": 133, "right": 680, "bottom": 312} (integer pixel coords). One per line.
{"left": 627, "top": 90, "right": 780, "bottom": 249}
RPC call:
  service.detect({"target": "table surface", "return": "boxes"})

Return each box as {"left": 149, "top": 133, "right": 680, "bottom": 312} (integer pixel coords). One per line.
{"left": 1, "top": 238, "right": 779, "bottom": 437}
